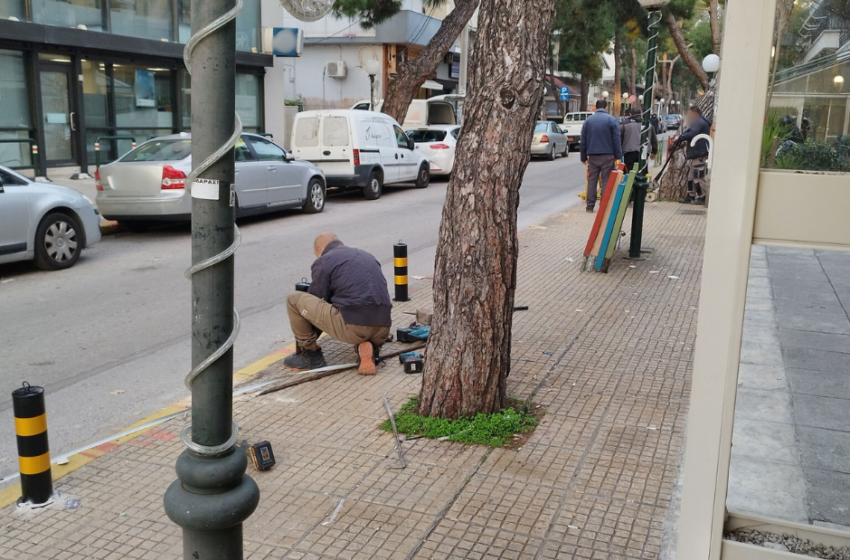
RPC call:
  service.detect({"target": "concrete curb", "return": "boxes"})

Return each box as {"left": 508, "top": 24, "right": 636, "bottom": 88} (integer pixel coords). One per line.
{"left": 0, "top": 343, "right": 296, "bottom": 508}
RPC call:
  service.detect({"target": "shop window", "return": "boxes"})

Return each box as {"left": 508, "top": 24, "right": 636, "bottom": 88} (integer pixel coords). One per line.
{"left": 178, "top": 0, "right": 260, "bottom": 52}
{"left": 110, "top": 0, "right": 173, "bottom": 42}
{"left": 763, "top": 0, "right": 850, "bottom": 173}
{"left": 0, "top": 0, "right": 26, "bottom": 20}
{"left": 236, "top": 73, "right": 260, "bottom": 131}
{"left": 31, "top": 0, "right": 104, "bottom": 31}
{"left": 112, "top": 65, "right": 173, "bottom": 129}
{"left": 81, "top": 61, "right": 111, "bottom": 129}
{"left": 0, "top": 50, "right": 34, "bottom": 169}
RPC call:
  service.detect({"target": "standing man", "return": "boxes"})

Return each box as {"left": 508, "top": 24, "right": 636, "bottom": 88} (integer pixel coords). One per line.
{"left": 675, "top": 106, "right": 712, "bottom": 205}
{"left": 284, "top": 232, "right": 392, "bottom": 375}
{"left": 581, "top": 99, "right": 623, "bottom": 213}
{"left": 620, "top": 108, "right": 658, "bottom": 174}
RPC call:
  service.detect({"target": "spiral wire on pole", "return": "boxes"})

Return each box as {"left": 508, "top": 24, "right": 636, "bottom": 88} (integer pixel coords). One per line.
{"left": 640, "top": 9, "right": 663, "bottom": 177}
{"left": 180, "top": 0, "right": 244, "bottom": 457}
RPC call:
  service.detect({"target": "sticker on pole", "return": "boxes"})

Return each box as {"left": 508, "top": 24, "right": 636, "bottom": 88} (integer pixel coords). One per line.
{"left": 192, "top": 178, "right": 221, "bottom": 200}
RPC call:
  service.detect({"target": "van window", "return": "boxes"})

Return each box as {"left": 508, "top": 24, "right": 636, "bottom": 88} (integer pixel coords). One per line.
{"left": 294, "top": 117, "right": 319, "bottom": 147}
{"left": 394, "top": 126, "right": 409, "bottom": 149}
{"left": 428, "top": 102, "right": 456, "bottom": 126}
{"left": 322, "top": 116, "right": 349, "bottom": 147}
{"left": 353, "top": 103, "right": 370, "bottom": 111}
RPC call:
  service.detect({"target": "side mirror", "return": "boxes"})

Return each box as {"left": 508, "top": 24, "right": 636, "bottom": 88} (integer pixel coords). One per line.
{"left": 284, "top": 151, "right": 294, "bottom": 162}
{"left": 407, "top": 137, "right": 414, "bottom": 150}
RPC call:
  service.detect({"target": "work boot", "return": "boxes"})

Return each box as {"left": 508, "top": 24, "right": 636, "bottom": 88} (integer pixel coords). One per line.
{"left": 691, "top": 197, "right": 706, "bottom": 206}
{"left": 678, "top": 194, "right": 694, "bottom": 204}
{"left": 586, "top": 207, "right": 595, "bottom": 213}
{"left": 284, "top": 347, "right": 326, "bottom": 370}
{"left": 357, "top": 341, "right": 377, "bottom": 376}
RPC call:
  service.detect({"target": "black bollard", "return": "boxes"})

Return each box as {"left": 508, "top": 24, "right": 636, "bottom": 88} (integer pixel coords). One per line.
{"left": 394, "top": 241, "right": 409, "bottom": 302}
{"left": 12, "top": 383, "right": 52, "bottom": 505}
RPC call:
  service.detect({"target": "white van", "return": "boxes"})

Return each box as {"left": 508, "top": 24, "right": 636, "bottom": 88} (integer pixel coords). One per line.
{"left": 351, "top": 94, "right": 464, "bottom": 131}
{"left": 561, "top": 111, "right": 595, "bottom": 151}
{"left": 291, "top": 110, "right": 430, "bottom": 200}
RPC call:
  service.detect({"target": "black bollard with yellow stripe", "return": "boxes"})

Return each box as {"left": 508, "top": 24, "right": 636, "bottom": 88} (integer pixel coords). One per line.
{"left": 12, "top": 383, "right": 52, "bottom": 505}
{"left": 393, "top": 241, "right": 409, "bottom": 302}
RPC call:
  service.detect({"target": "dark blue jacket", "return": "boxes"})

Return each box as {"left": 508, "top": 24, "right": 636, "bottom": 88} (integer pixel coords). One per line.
{"left": 309, "top": 240, "right": 392, "bottom": 326}
{"left": 677, "top": 115, "right": 712, "bottom": 159}
{"left": 580, "top": 109, "right": 624, "bottom": 162}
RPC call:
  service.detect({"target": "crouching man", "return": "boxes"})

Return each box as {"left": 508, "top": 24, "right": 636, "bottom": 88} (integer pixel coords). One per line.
{"left": 284, "top": 232, "right": 392, "bottom": 375}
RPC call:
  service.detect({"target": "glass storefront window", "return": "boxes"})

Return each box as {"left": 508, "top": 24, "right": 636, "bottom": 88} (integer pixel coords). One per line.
{"left": 236, "top": 73, "right": 260, "bottom": 131}
{"left": 0, "top": 0, "right": 25, "bottom": 20}
{"left": 178, "top": 0, "right": 260, "bottom": 52}
{"left": 0, "top": 50, "right": 32, "bottom": 129}
{"left": 110, "top": 0, "right": 173, "bottom": 42}
{"left": 763, "top": 0, "right": 850, "bottom": 172}
{"left": 31, "top": 0, "right": 104, "bottom": 32}
{"left": 81, "top": 61, "right": 111, "bottom": 129}
{"left": 112, "top": 65, "right": 173, "bottom": 129}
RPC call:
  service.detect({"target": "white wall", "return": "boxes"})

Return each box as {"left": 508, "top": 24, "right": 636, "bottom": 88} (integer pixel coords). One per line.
{"left": 262, "top": 0, "right": 287, "bottom": 142}
{"left": 290, "top": 44, "right": 384, "bottom": 111}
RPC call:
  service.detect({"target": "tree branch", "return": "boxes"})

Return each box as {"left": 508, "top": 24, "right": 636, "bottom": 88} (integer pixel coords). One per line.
{"left": 664, "top": 13, "right": 709, "bottom": 91}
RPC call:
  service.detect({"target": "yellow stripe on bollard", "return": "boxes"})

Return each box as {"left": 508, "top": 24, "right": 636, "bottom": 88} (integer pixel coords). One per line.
{"left": 15, "top": 414, "right": 47, "bottom": 437}
{"left": 394, "top": 258, "right": 408, "bottom": 267}
{"left": 394, "top": 275, "right": 408, "bottom": 285}
{"left": 18, "top": 452, "right": 51, "bottom": 476}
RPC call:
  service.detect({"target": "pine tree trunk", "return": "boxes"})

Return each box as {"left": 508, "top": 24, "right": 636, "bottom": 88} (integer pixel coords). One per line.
{"left": 417, "top": 0, "right": 555, "bottom": 419}
{"left": 381, "top": 0, "right": 478, "bottom": 124}
{"left": 658, "top": 87, "right": 715, "bottom": 200}
{"left": 580, "top": 75, "right": 589, "bottom": 110}
{"left": 708, "top": 0, "right": 722, "bottom": 55}
{"left": 613, "top": 30, "right": 622, "bottom": 116}
{"left": 629, "top": 45, "right": 638, "bottom": 110}
{"left": 664, "top": 13, "right": 709, "bottom": 91}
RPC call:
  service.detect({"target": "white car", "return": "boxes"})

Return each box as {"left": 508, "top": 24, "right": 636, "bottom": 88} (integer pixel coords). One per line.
{"left": 561, "top": 111, "right": 594, "bottom": 151}
{"left": 291, "top": 110, "right": 430, "bottom": 200}
{"left": 407, "top": 125, "right": 460, "bottom": 177}
{"left": 0, "top": 165, "right": 101, "bottom": 270}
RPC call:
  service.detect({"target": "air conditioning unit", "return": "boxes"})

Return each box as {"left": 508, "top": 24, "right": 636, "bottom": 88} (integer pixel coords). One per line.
{"left": 326, "top": 61, "right": 347, "bottom": 78}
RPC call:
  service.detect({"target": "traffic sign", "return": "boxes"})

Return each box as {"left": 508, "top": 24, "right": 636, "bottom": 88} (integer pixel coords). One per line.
{"left": 628, "top": 94, "right": 637, "bottom": 103}
{"left": 559, "top": 87, "right": 569, "bottom": 101}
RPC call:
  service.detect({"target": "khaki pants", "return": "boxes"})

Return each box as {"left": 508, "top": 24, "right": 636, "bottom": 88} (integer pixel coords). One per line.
{"left": 286, "top": 292, "right": 390, "bottom": 350}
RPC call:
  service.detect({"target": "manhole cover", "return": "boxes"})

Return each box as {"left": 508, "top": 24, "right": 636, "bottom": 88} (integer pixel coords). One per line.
{"left": 678, "top": 209, "right": 706, "bottom": 215}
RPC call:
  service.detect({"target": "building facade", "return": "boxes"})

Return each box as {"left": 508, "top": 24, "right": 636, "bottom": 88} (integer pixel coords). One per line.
{"left": 0, "top": 0, "right": 272, "bottom": 176}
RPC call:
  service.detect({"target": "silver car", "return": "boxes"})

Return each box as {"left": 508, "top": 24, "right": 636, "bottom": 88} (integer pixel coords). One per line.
{"left": 96, "top": 133, "right": 327, "bottom": 226}
{"left": 0, "top": 165, "right": 101, "bottom": 270}
{"left": 530, "top": 121, "right": 569, "bottom": 160}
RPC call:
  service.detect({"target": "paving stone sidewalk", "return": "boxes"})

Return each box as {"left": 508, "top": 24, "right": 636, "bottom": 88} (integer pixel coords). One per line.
{"left": 0, "top": 202, "right": 706, "bottom": 560}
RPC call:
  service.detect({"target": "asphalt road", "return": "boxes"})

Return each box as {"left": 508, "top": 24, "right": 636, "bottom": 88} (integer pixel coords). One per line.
{"left": 0, "top": 153, "right": 586, "bottom": 473}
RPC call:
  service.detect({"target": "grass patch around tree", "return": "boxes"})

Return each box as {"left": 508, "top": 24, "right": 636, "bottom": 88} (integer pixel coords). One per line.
{"left": 381, "top": 397, "right": 540, "bottom": 448}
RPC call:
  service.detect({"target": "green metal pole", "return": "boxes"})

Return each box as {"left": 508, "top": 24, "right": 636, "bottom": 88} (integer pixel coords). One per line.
{"left": 163, "top": 0, "right": 259, "bottom": 556}
{"left": 629, "top": 8, "right": 663, "bottom": 259}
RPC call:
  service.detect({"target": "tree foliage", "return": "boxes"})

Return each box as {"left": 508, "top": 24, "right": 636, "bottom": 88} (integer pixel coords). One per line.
{"left": 332, "top": 0, "right": 446, "bottom": 28}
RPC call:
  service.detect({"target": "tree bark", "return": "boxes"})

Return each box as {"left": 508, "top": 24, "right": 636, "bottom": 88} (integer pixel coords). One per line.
{"left": 708, "top": 0, "right": 722, "bottom": 55}
{"left": 417, "top": 0, "right": 555, "bottom": 419}
{"left": 580, "top": 75, "right": 589, "bottom": 110}
{"left": 381, "top": 0, "right": 479, "bottom": 124}
{"left": 664, "top": 13, "right": 709, "bottom": 91}
{"left": 629, "top": 45, "right": 638, "bottom": 110}
{"left": 658, "top": 86, "right": 715, "bottom": 200}
{"left": 613, "top": 30, "right": 622, "bottom": 116}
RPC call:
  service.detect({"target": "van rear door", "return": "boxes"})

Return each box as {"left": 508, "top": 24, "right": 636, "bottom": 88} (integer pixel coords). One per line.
{"left": 319, "top": 115, "right": 354, "bottom": 176}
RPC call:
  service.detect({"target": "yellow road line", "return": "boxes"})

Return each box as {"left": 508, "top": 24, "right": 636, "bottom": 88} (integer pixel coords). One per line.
{"left": 0, "top": 342, "right": 296, "bottom": 509}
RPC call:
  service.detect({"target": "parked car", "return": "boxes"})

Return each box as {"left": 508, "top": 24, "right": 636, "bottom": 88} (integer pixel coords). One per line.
{"left": 290, "top": 110, "right": 430, "bottom": 200}
{"left": 664, "top": 114, "right": 683, "bottom": 131}
{"left": 531, "top": 121, "right": 569, "bottom": 161}
{"left": 352, "top": 94, "right": 464, "bottom": 131}
{"left": 95, "top": 133, "right": 326, "bottom": 227}
{"left": 0, "top": 165, "right": 101, "bottom": 270}
{"left": 560, "top": 111, "right": 594, "bottom": 151}
{"left": 407, "top": 125, "right": 460, "bottom": 177}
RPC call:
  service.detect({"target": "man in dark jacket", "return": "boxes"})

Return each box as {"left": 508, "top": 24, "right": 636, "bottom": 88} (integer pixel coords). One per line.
{"left": 675, "top": 106, "right": 712, "bottom": 205}
{"left": 284, "top": 232, "right": 392, "bottom": 375}
{"left": 581, "top": 99, "right": 624, "bottom": 212}
{"left": 620, "top": 108, "right": 658, "bottom": 174}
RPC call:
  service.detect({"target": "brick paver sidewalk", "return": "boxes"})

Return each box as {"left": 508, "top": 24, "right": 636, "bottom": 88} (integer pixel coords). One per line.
{"left": 0, "top": 202, "right": 705, "bottom": 560}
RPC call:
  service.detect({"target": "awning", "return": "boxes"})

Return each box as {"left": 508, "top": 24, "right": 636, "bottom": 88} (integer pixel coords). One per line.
{"left": 421, "top": 80, "right": 444, "bottom": 91}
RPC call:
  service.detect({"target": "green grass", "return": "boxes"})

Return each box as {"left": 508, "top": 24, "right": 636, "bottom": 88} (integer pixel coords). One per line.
{"left": 381, "top": 397, "right": 539, "bottom": 448}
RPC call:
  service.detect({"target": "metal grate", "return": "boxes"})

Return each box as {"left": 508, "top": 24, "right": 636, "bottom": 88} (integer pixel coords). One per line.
{"left": 678, "top": 209, "right": 707, "bottom": 215}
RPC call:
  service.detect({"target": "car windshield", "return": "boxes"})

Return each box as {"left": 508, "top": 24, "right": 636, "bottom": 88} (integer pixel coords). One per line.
{"left": 407, "top": 130, "right": 447, "bottom": 143}
{"left": 534, "top": 123, "right": 548, "bottom": 133}
{"left": 121, "top": 139, "right": 192, "bottom": 162}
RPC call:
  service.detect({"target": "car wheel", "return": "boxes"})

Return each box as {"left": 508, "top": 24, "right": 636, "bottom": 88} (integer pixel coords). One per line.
{"left": 34, "top": 212, "right": 82, "bottom": 271}
{"left": 363, "top": 170, "right": 383, "bottom": 200}
{"left": 414, "top": 164, "right": 430, "bottom": 189}
{"left": 303, "top": 178, "right": 325, "bottom": 213}
{"left": 562, "top": 143, "right": 569, "bottom": 157}
{"left": 547, "top": 146, "right": 556, "bottom": 161}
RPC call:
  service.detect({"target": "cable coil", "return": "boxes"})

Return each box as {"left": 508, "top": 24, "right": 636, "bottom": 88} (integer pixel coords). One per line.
{"left": 180, "top": 0, "right": 244, "bottom": 457}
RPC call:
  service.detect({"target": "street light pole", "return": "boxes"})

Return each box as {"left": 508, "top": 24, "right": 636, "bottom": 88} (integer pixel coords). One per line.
{"left": 163, "top": 0, "right": 259, "bottom": 557}
{"left": 629, "top": 0, "right": 669, "bottom": 259}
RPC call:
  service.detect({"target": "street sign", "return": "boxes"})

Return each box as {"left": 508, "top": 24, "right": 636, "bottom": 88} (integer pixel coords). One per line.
{"left": 628, "top": 94, "right": 637, "bottom": 103}
{"left": 559, "top": 87, "right": 570, "bottom": 101}
{"left": 271, "top": 27, "right": 303, "bottom": 57}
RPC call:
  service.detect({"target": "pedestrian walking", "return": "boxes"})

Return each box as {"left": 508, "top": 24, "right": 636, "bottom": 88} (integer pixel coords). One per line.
{"left": 620, "top": 108, "right": 658, "bottom": 174}
{"left": 284, "top": 232, "right": 392, "bottom": 375}
{"left": 674, "top": 106, "right": 712, "bottom": 205}
{"left": 580, "top": 99, "right": 623, "bottom": 213}
{"left": 650, "top": 113, "right": 661, "bottom": 135}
